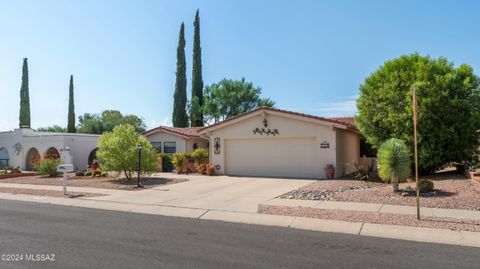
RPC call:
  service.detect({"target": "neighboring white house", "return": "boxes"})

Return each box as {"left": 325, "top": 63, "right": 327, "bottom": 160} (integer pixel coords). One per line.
{"left": 198, "top": 107, "right": 360, "bottom": 179}
{"left": 143, "top": 126, "right": 208, "bottom": 153}
{"left": 0, "top": 128, "right": 99, "bottom": 171}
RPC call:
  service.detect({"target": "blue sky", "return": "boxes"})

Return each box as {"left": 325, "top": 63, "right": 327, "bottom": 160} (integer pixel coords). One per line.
{"left": 1, "top": 0, "right": 479, "bottom": 131}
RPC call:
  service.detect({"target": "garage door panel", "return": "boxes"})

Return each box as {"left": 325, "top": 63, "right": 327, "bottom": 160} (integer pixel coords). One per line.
{"left": 225, "top": 138, "right": 316, "bottom": 178}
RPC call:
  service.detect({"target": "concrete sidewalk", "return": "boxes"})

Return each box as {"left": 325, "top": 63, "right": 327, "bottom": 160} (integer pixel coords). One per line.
{"left": 0, "top": 192, "right": 479, "bottom": 248}
{"left": 261, "top": 198, "right": 480, "bottom": 221}
{"left": 1, "top": 174, "right": 480, "bottom": 248}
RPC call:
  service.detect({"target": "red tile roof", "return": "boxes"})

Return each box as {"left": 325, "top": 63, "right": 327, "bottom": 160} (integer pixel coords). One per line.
{"left": 329, "top": 117, "right": 356, "bottom": 126}
{"left": 199, "top": 107, "right": 357, "bottom": 132}
{"left": 144, "top": 109, "right": 357, "bottom": 138}
{"left": 143, "top": 126, "right": 203, "bottom": 138}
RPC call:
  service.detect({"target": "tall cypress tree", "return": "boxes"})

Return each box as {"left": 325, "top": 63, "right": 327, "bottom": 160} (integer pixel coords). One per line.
{"left": 19, "top": 58, "right": 31, "bottom": 128}
{"left": 172, "top": 22, "right": 188, "bottom": 127}
{"left": 67, "top": 75, "right": 76, "bottom": 133}
{"left": 191, "top": 9, "right": 204, "bottom": 127}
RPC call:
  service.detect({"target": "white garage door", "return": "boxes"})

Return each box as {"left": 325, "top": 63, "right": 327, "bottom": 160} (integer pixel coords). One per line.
{"left": 225, "top": 137, "right": 317, "bottom": 178}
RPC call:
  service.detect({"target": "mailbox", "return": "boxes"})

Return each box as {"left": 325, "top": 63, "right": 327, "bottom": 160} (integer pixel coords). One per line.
{"left": 57, "top": 164, "right": 74, "bottom": 173}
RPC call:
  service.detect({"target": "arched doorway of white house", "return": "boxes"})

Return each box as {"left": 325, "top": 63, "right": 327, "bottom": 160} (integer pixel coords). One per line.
{"left": 25, "top": 147, "right": 41, "bottom": 171}
{"left": 44, "top": 147, "right": 60, "bottom": 159}
{"left": 88, "top": 148, "right": 98, "bottom": 167}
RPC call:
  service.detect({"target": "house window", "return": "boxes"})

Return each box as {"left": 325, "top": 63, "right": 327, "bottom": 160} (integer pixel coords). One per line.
{"left": 0, "top": 159, "right": 9, "bottom": 169}
{"left": 151, "top": 142, "right": 162, "bottom": 153}
{"left": 193, "top": 143, "right": 198, "bottom": 150}
{"left": 164, "top": 142, "right": 176, "bottom": 154}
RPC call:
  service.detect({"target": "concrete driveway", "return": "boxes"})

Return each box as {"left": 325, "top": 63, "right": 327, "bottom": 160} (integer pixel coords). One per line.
{"left": 86, "top": 173, "right": 313, "bottom": 213}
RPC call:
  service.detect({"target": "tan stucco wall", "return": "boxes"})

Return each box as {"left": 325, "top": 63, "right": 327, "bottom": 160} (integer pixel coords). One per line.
{"left": 335, "top": 128, "right": 361, "bottom": 177}
{"left": 145, "top": 132, "right": 187, "bottom": 153}
{"left": 208, "top": 113, "right": 339, "bottom": 178}
{"left": 185, "top": 138, "right": 209, "bottom": 152}
{"left": 145, "top": 132, "right": 208, "bottom": 153}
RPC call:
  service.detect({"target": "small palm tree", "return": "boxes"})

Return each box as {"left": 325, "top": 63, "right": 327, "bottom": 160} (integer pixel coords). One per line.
{"left": 377, "top": 138, "right": 411, "bottom": 192}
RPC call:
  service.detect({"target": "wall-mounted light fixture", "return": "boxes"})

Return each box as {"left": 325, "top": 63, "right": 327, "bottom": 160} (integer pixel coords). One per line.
{"left": 214, "top": 138, "right": 221, "bottom": 154}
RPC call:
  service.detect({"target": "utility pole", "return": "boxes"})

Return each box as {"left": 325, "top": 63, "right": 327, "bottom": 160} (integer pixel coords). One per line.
{"left": 413, "top": 86, "right": 420, "bottom": 220}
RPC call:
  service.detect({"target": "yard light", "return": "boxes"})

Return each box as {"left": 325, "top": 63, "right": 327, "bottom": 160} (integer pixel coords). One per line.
{"left": 137, "top": 143, "right": 143, "bottom": 188}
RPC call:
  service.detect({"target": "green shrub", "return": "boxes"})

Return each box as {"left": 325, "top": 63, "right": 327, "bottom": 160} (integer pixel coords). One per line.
{"left": 172, "top": 153, "right": 193, "bottom": 174}
{"left": 378, "top": 138, "right": 411, "bottom": 192}
{"left": 356, "top": 53, "right": 480, "bottom": 174}
{"left": 157, "top": 153, "right": 174, "bottom": 172}
{"left": 96, "top": 124, "right": 158, "bottom": 179}
{"left": 419, "top": 179, "right": 434, "bottom": 193}
{"left": 191, "top": 148, "right": 209, "bottom": 165}
{"left": 75, "top": 171, "right": 85, "bottom": 176}
{"left": 11, "top": 166, "right": 21, "bottom": 174}
{"left": 34, "top": 158, "right": 61, "bottom": 177}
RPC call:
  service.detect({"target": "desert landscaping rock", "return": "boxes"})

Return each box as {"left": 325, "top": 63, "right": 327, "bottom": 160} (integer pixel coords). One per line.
{"left": 280, "top": 171, "right": 480, "bottom": 211}
{"left": 280, "top": 183, "right": 373, "bottom": 201}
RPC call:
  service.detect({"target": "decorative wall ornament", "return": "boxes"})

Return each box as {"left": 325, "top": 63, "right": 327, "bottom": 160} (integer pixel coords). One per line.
{"left": 253, "top": 118, "right": 279, "bottom": 136}
{"left": 320, "top": 141, "right": 330, "bottom": 149}
{"left": 214, "top": 137, "right": 221, "bottom": 154}
{"left": 13, "top": 143, "right": 23, "bottom": 155}
{"left": 253, "top": 127, "right": 279, "bottom": 136}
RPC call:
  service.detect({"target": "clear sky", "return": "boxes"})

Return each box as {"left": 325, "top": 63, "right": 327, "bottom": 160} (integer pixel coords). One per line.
{"left": 1, "top": 0, "right": 479, "bottom": 131}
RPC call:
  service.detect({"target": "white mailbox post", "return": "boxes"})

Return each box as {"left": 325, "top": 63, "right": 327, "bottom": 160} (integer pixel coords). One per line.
{"left": 57, "top": 164, "right": 74, "bottom": 195}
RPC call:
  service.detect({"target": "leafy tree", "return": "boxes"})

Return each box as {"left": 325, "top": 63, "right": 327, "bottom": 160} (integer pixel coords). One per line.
{"left": 172, "top": 22, "right": 188, "bottom": 127}
{"left": 378, "top": 138, "right": 411, "bottom": 192}
{"left": 67, "top": 75, "right": 76, "bottom": 133}
{"left": 96, "top": 124, "right": 158, "bottom": 179}
{"left": 19, "top": 58, "right": 30, "bottom": 128}
{"left": 78, "top": 113, "right": 104, "bottom": 134}
{"left": 101, "top": 110, "right": 125, "bottom": 132}
{"left": 37, "top": 125, "right": 67, "bottom": 133}
{"left": 122, "top": 114, "right": 147, "bottom": 132}
{"left": 77, "top": 110, "right": 146, "bottom": 134}
{"left": 356, "top": 53, "right": 480, "bottom": 174}
{"left": 203, "top": 78, "right": 275, "bottom": 123}
{"left": 191, "top": 9, "right": 204, "bottom": 127}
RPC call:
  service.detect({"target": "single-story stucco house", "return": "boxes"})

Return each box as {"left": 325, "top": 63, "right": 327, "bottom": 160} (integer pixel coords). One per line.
{"left": 145, "top": 107, "right": 361, "bottom": 179}
{"left": 143, "top": 126, "right": 209, "bottom": 153}
{"left": 198, "top": 107, "right": 360, "bottom": 179}
{"left": 0, "top": 128, "right": 99, "bottom": 171}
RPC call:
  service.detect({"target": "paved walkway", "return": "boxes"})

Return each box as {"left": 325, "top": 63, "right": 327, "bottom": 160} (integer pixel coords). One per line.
{"left": 1, "top": 174, "right": 480, "bottom": 248}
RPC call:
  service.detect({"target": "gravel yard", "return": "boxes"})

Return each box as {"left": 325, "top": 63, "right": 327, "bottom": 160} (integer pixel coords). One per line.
{"left": 0, "top": 187, "right": 104, "bottom": 198}
{"left": 0, "top": 174, "right": 188, "bottom": 191}
{"left": 258, "top": 205, "right": 480, "bottom": 232}
{"left": 280, "top": 171, "right": 480, "bottom": 211}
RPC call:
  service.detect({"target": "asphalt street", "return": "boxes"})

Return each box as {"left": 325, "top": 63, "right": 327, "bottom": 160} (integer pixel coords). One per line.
{"left": 0, "top": 199, "right": 478, "bottom": 269}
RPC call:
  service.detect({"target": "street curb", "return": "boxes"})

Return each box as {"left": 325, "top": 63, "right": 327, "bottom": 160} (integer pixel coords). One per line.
{"left": 0, "top": 194, "right": 479, "bottom": 248}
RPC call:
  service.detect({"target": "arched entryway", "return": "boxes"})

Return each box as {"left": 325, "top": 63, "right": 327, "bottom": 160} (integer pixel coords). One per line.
{"left": 44, "top": 147, "right": 60, "bottom": 159}
{"left": 0, "top": 147, "right": 9, "bottom": 168}
{"left": 88, "top": 148, "right": 98, "bottom": 167}
{"left": 25, "top": 147, "right": 41, "bottom": 171}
